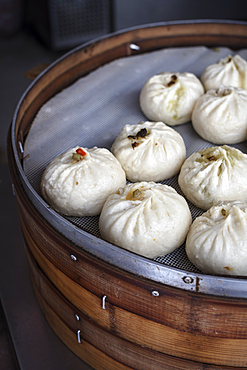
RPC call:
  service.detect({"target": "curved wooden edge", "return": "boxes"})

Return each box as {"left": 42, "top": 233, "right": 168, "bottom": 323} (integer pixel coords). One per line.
{"left": 27, "top": 244, "right": 242, "bottom": 370}
{"left": 23, "top": 219, "right": 247, "bottom": 367}
{"left": 11, "top": 21, "right": 247, "bottom": 160}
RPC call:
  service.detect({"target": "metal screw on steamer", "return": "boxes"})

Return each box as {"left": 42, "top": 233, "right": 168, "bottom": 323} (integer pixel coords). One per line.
{"left": 77, "top": 329, "right": 81, "bottom": 343}
{"left": 102, "top": 295, "right": 107, "bottom": 309}
{"left": 183, "top": 276, "right": 194, "bottom": 284}
{"left": 152, "top": 290, "right": 160, "bottom": 297}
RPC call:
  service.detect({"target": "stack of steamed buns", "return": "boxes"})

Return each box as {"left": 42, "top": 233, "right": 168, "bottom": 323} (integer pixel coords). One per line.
{"left": 41, "top": 54, "right": 247, "bottom": 276}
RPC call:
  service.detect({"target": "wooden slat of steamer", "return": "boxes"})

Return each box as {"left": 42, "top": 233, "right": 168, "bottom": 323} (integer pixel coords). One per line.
{"left": 28, "top": 257, "right": 130, "bottom": 370}
{"left": 13, "top": 22, "right": 247, "bottom": 160}
{"left": 26, "top": 244, "right": 238, "bottom": 370}
{"left": 21, "top": 217, "right": 247, "bottom": 367}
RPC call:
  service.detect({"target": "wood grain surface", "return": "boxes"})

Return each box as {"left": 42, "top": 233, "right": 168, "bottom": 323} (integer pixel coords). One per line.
{"left": 26, "top": 240, "right": 245, "bottom": 370}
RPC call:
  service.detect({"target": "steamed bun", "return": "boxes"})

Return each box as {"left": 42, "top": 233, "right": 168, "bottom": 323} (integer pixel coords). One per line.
{"left": 140, "top": 72, "right": 204, "bottom": 125}
{"left": 111, "top": 121, "right": 186, "bottom": 182}
{"left": 201, "top": 54, "right": 247, "bottom": 91}
{"left": 41, "top": 146, "right": 126, "bottom": 216}
{"left": 178, "top": 145, "right": 247, "bottom": 210}
{"left": 192, "top": 86, "right": 247, "bottom": 144}
{"left": 99, "top": 182, "right": 192, "bottom": 259}
{"left": 186, "top": 201, "right": 247, "bottom": 276}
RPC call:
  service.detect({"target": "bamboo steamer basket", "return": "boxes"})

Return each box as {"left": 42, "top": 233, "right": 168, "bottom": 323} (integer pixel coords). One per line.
{"left": 8, "top": 20, "right": 247, "bottom": 369}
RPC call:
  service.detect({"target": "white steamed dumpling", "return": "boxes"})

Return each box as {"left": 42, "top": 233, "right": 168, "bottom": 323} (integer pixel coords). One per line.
{"left": 111, "top": 121, "right": 186, "bottom": 182}
{"left": 192, "top": 86, "right": 247, "bottom": 144}
{"left": 186, "top": 201, "right": 247, "bottom": 276}
{"left": 99, "top": 181, "right": 192, "bottom": 259}
{"left": 201, "top": 54, "right": 247, "bottom": 91}
{"left": 140, "top": 72, "right": 204, "bottom": 125}
{"left": 41, "top": 146, "right": 126, "bottom": 216}
{"left": 178, "top": 145, "right": 247, "bottom": 210}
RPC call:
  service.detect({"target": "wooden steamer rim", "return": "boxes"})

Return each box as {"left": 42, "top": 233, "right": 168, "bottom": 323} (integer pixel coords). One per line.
{"left": 8, "top": 20, "right": 247, "bottom": 369}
